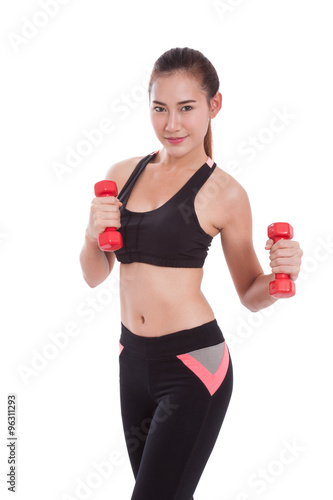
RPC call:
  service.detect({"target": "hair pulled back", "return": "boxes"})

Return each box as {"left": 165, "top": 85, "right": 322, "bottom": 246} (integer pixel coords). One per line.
{"left": 148, "top": 47, "right": 220, "bottom": 158}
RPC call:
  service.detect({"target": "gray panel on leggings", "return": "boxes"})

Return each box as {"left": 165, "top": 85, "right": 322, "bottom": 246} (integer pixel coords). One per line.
{"left": 188, "top": 342, "right": 225, "bottom": 374}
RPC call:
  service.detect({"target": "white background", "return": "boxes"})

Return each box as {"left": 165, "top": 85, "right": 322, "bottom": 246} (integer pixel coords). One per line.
{"left": 1, "top": 1, "right": 332, "bottom": 499}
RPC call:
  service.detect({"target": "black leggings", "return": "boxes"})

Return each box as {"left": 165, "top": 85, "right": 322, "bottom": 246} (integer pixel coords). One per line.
{"left": 119, "top": 318, "right": 233, "bottom": 500}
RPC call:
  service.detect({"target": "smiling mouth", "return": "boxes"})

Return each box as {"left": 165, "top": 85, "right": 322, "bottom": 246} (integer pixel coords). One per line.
{"left": 165, "top": 136, "right": 188, "bottom": 143}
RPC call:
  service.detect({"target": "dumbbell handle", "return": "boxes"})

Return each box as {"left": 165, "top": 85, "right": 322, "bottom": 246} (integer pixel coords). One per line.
{"left": 271, "top": 232, "right": 290, "bottom": 282}
{"left": 94, "top": 180, "right": 123, "bottom": 252}
{"left": 268, "top": 222, "right": 295, "bottom": 298}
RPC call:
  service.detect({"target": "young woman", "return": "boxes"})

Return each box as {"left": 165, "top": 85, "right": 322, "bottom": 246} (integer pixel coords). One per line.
{"left": 80, "top": 47, "right": 303, "bottom": 500}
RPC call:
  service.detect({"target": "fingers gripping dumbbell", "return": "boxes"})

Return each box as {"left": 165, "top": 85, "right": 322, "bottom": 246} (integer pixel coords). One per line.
{"left": 94, "top": 180, "right": 123, "bottom": 251}
{"left": 267, "top": 222, "right": 296, "bottom": 298}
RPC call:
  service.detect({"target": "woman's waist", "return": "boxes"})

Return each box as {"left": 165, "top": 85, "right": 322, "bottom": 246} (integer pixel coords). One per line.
{"left": 120, "top": 317, "right": 224, "bottom": 358}
{"left": 119, "top": 262, "right": 214, "bottom": 336}
{"left": 120, "top": 292, "right": 215, "bottom": 337}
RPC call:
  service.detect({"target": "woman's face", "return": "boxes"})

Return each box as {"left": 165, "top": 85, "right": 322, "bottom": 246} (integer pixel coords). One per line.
{"left": 149, "top": 71, "right": 220, "bottom": 159}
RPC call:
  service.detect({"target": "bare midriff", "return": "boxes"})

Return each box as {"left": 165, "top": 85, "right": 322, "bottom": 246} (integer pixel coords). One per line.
{"left": 119, "top": 262, "right": 215, "bottom": 337}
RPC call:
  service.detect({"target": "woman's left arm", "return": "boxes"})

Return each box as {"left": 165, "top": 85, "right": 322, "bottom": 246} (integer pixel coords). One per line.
{"left": 217, "top": 178, "right": 303, "bottom": 312}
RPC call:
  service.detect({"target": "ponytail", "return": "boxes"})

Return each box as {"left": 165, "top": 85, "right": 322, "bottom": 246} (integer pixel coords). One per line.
{"left": 204, "top": 120, "right": 213, "bottom": 159}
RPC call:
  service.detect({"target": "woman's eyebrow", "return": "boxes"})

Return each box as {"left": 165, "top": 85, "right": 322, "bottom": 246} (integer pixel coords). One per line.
{"left": 152, "top": 99, "right": 197, "bottom": 105}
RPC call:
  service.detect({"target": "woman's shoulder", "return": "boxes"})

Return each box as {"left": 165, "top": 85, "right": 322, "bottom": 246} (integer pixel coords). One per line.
{"left": 211, "top": 164, "right": 246, "bottom": 200}
{"left": 204, "top": 163, "right": 250, "bottom": 232}
{"left": 105, "top": 155, "right": 146, "bottom": 193}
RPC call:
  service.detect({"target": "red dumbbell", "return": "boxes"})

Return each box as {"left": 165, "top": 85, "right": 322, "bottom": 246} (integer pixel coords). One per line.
{"left": 94, "top": 180, "right": 123, "bottom": 251}
{"left": 267, "top": 222, "right": 296, "bottom": 298}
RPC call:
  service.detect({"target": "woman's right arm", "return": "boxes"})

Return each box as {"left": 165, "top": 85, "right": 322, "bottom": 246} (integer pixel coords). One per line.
{"left": 79, "top": 162, "right": 123, "bottom": 288}
{"left": 80, "top": 231, "right": 117, "bottom": 288}
{"left": 79, "top": 156, "right": 143, "bottom": 287}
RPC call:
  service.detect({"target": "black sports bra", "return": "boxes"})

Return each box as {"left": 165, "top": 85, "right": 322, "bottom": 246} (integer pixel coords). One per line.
{"left": 114, "top": 151, "right": 217, "bottom": 268}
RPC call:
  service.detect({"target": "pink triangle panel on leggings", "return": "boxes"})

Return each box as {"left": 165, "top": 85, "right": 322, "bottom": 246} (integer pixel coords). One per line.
{"left": 177, "top": 343, "right": 230, "bottom": 396}
{"left": 119, "top": 342, "right": 124, "bottom": 355}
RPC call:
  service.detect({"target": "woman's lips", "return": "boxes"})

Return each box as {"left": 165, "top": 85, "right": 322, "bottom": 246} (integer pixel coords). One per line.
{"left": 165, "top": 136, "right": 187, "bottom": 144}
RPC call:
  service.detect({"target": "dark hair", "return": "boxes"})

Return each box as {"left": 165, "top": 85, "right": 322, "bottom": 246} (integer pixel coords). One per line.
{"left": 148, "top": 47, "right": 220, "bottom": 158}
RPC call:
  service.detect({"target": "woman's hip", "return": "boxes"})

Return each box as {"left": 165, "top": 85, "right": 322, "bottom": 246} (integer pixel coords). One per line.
{"left": 119, "top": 318, "right": 232, "bottom": 400}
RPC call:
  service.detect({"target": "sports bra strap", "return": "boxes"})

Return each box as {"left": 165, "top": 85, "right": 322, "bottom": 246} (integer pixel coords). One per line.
{"left": 117, "top": 153, "right": 153, "bottom": 205}
{"left": 177, "top": 160, "right": 216, "bottom": 204}
{"left": 118, "top": 152, "right": 216, "bottom": 208}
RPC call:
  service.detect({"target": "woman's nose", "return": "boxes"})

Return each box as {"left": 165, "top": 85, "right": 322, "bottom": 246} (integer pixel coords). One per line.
{"left": 165, "top": 111, "right": 180, "bottom": 132}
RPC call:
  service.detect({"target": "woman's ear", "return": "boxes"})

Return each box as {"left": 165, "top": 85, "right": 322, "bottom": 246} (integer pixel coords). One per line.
{"left": 210, "top": 92, "right": 222, "bottom": 118}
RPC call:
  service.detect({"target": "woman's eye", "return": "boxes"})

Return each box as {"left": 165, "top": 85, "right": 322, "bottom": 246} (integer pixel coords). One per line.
{"left": 182, "top": 105, "right": 193, "bottom": 111}
{"left": 154, "top": 106, "right": 165, "bottom": 112}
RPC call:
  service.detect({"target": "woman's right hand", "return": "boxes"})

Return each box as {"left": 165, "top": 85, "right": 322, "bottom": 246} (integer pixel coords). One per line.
{"left": 86, "top": 195, "right": 123, "bottom": 242}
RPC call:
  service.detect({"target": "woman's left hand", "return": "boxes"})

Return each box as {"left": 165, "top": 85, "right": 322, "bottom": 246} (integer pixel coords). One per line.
{"left": 265, "top": 238, "right": 303, "bottom": 282}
